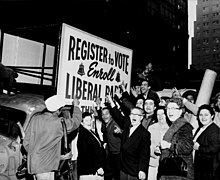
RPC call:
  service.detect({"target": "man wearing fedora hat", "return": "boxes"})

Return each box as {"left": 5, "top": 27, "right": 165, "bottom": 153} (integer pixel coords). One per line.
{"left": 23, "top": 95, "right": 82, "bottom": 180}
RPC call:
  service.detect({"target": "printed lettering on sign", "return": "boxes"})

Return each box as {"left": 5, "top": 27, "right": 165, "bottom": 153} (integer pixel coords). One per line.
{"left": 57, "top": 23, "right": 133, "bottom": 112}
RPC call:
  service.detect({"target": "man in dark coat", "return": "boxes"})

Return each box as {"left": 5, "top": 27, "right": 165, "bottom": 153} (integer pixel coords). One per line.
{"left": 106, "top": 95, "right": 151, "bottom": 180}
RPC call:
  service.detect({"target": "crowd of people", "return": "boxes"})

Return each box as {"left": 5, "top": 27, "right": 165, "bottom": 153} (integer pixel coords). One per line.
{"left": 18, "top": 63, "right": 220, "bottom": 180}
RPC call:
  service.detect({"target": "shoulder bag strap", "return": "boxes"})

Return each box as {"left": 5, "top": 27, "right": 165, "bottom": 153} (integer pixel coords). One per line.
{"left": 61, "top": 118, "right": 69, "bottom": 153}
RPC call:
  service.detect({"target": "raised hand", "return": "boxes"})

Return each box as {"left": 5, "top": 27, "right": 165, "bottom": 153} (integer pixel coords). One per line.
{"left": 115, "top": 88, "right": 122, "bottom": 99}
{"left": 120, "top": 80, "right": 126, "bottom": 92}
{"left": 72, "top": 97, "right": 80, "bottom": 106}
{"left": 172, "top": 87, "right": 183, "bottom": 100}
{"left": 130, "top": 86, "right": 138, "bottom": 98}
{"left": 106, "top": 94, "right": 115, "bottom": 108}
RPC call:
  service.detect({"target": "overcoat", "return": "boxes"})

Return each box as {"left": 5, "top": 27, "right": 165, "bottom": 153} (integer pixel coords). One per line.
{"left": 159, "top": 117, "right": 194, "bottom": 180}
{"left": 194, "top": 123, "right": 220, "bottom": 180}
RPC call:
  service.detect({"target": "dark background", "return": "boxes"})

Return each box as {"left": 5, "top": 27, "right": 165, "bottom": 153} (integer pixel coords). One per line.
{"left": 0, "top": 0, "right": 219, "bottom": 97}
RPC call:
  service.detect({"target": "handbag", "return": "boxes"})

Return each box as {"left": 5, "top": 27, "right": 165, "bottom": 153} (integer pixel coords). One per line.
{"left": 16, "top": 157, "right": 28, "bottom": 179}
{"left": 158, "top": 144, "right": 188, "bottom": 177}
{"left": 55, "top": 118, "right": 75, "bottom": 180}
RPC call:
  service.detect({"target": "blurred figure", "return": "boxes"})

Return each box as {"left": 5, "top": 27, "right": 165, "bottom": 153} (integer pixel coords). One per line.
{"left": 182, "top": 90, "right": 197, "bottom": 122}
{"left": 194, "top": 104, "right": 220, "bottom": 180}
{"left": 213, "top": 92, "right": 220, "bottom": 127}
{"left": 137, "top": 62, "right": 163, "bottom": 91}
{"left": 159, "top": 96, "right": 170, "bottom": 107}
{"left": 135, "top": 97, "right": 145, "bottom": 109}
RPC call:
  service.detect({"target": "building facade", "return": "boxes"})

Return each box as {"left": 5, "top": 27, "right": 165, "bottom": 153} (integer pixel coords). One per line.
{"left": 192, "top": 0, "right": 220, "bottom": 71}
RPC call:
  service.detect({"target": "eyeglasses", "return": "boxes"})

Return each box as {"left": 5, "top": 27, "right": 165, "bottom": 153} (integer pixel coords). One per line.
{"left": 130, "top": 113, "right": 143, "bottom": 116}
{"left": 166, "top": 107, "right": 180, "bottom": 111}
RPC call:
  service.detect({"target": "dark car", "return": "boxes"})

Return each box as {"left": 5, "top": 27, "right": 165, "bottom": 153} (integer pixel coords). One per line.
{"left": 0, "top": 93, "right": 46, "bottom": 180}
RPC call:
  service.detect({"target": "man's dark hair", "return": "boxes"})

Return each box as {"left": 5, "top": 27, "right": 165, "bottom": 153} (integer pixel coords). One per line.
{"left": 82, "top": 111, "right": 92, "bottom": 119}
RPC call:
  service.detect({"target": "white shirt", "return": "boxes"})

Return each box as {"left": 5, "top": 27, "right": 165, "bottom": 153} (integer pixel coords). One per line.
{"left": 129, "top": 124, "right": 140, "bottom": 137}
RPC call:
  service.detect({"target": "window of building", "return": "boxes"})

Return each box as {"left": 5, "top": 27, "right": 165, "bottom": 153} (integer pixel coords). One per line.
{"left": 203, "top": 22, "right": 209, "bottom": 27}
{"left": 203, "top": 6, "right": 209, "bottom": 13}
{"left": 213, "top": 53, "right": 220, "bottom": 59}
{"left": 213, "top": 28, "right": 220, "bottom": 34}
{"left": 214, "top": 45, "right": 220, "bottom": 52}
{"left": 203, "top": 14, "right": 209, "bottom": 18}
{"left": 213, "top": 12, "right": 219, "bottom": 17}
{"left": 203, "top": 14, "right": 209, "bottom": 21}
{"left": 203, "top": 38, "right": 209, "bottom": 45}
{"left": 205, "top": 48, "right": 210, "bottom": 53}
{"left": 213, "top": 4, "right": 220, "bottom": 11}
{"left": 203, "top": 54, "right": 209, "bottom": 61}
{"left": 212, "top": 20, "right": 219, "bottom": 25}
{"left": 203, "top": 30, "right": 209, "bottom": 35}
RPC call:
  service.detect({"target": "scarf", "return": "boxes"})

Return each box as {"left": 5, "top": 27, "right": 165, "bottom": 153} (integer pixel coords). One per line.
{"left": 163, "top": 117, "right": 188, "bottom": 142}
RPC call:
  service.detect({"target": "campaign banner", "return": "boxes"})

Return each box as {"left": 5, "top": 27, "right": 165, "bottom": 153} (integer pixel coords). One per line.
{"left": 57, "top": 23, "right": 133, "bottom": 112}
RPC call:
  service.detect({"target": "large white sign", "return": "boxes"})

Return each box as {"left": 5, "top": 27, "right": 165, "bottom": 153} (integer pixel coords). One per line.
{"left": 57, "top": 23, "right": 133, "bottom": 112}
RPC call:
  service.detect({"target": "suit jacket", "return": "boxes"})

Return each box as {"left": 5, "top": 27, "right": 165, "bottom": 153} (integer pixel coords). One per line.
{"left": 77, "top": 125, "right": 106, "bottom": 176}
{"left": 111, "top": 106, "right": 151, "bottom": 177}
{"left": 137, "top": 89, "right": 160, "bottom": 106}
{"left": 194, "top": 123, "right": 220, "bottom": 180}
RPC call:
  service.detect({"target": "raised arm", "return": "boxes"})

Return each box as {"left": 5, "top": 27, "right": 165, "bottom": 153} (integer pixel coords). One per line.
{"left": 64, "top": 98, "right": 82, "bottom": 134}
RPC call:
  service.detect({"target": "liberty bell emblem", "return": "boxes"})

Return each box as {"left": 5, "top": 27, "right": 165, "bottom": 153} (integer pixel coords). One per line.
{"left": 116, "top": 71, "right": 120, "bottom": 82}
{"left": 77, "top": 63, "right": 85, "bottom": 76}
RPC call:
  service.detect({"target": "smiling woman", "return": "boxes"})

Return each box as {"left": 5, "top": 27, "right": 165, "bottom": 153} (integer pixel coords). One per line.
{"left": 193, "top": 104, "right": 220, "bottom": 180}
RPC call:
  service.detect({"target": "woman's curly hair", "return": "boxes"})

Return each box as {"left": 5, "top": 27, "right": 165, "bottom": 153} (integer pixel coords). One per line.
{"left": 165, "top": 97, "right": 184, "bottom": 109}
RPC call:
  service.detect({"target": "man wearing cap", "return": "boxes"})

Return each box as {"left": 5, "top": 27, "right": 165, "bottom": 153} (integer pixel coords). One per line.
{"left": 23, "top": 95, "right": 82, "bottom": 180}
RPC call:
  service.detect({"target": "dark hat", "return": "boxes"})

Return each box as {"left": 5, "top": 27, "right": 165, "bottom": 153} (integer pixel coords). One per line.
{"left": 214, "top": 92, "right": 220, "bottom": 100}
{"left": 182, "top": 90, "right": 197, "bottom": 100}
{"left": 146, "top": 92, "right": 160, "bottom": 106}
{"left": 82, "top": 111, "right": 92, "bottom": 119}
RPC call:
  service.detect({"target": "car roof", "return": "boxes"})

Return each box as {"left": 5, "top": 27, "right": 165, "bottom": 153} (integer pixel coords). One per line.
{"left": 0, "top": 93, "right": 46, "bottom": 130}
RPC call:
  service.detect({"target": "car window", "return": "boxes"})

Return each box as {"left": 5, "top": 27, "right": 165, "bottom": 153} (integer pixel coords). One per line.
{"left": 0, "top": 106, "right": 26, "bottom": 139}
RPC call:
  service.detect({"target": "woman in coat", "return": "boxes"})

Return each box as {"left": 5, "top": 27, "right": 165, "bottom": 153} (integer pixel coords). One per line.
{"left": 77, "top": 112, "right": 106, "bottom": 180}
{"left": 148, "top": 106, "right": 171, "bottom": 180}
{"left": 193, "top": 104, "right": 220, "bottom": 180}
{"left": 158, "top": 98, "right": 194, "bottom": 180}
